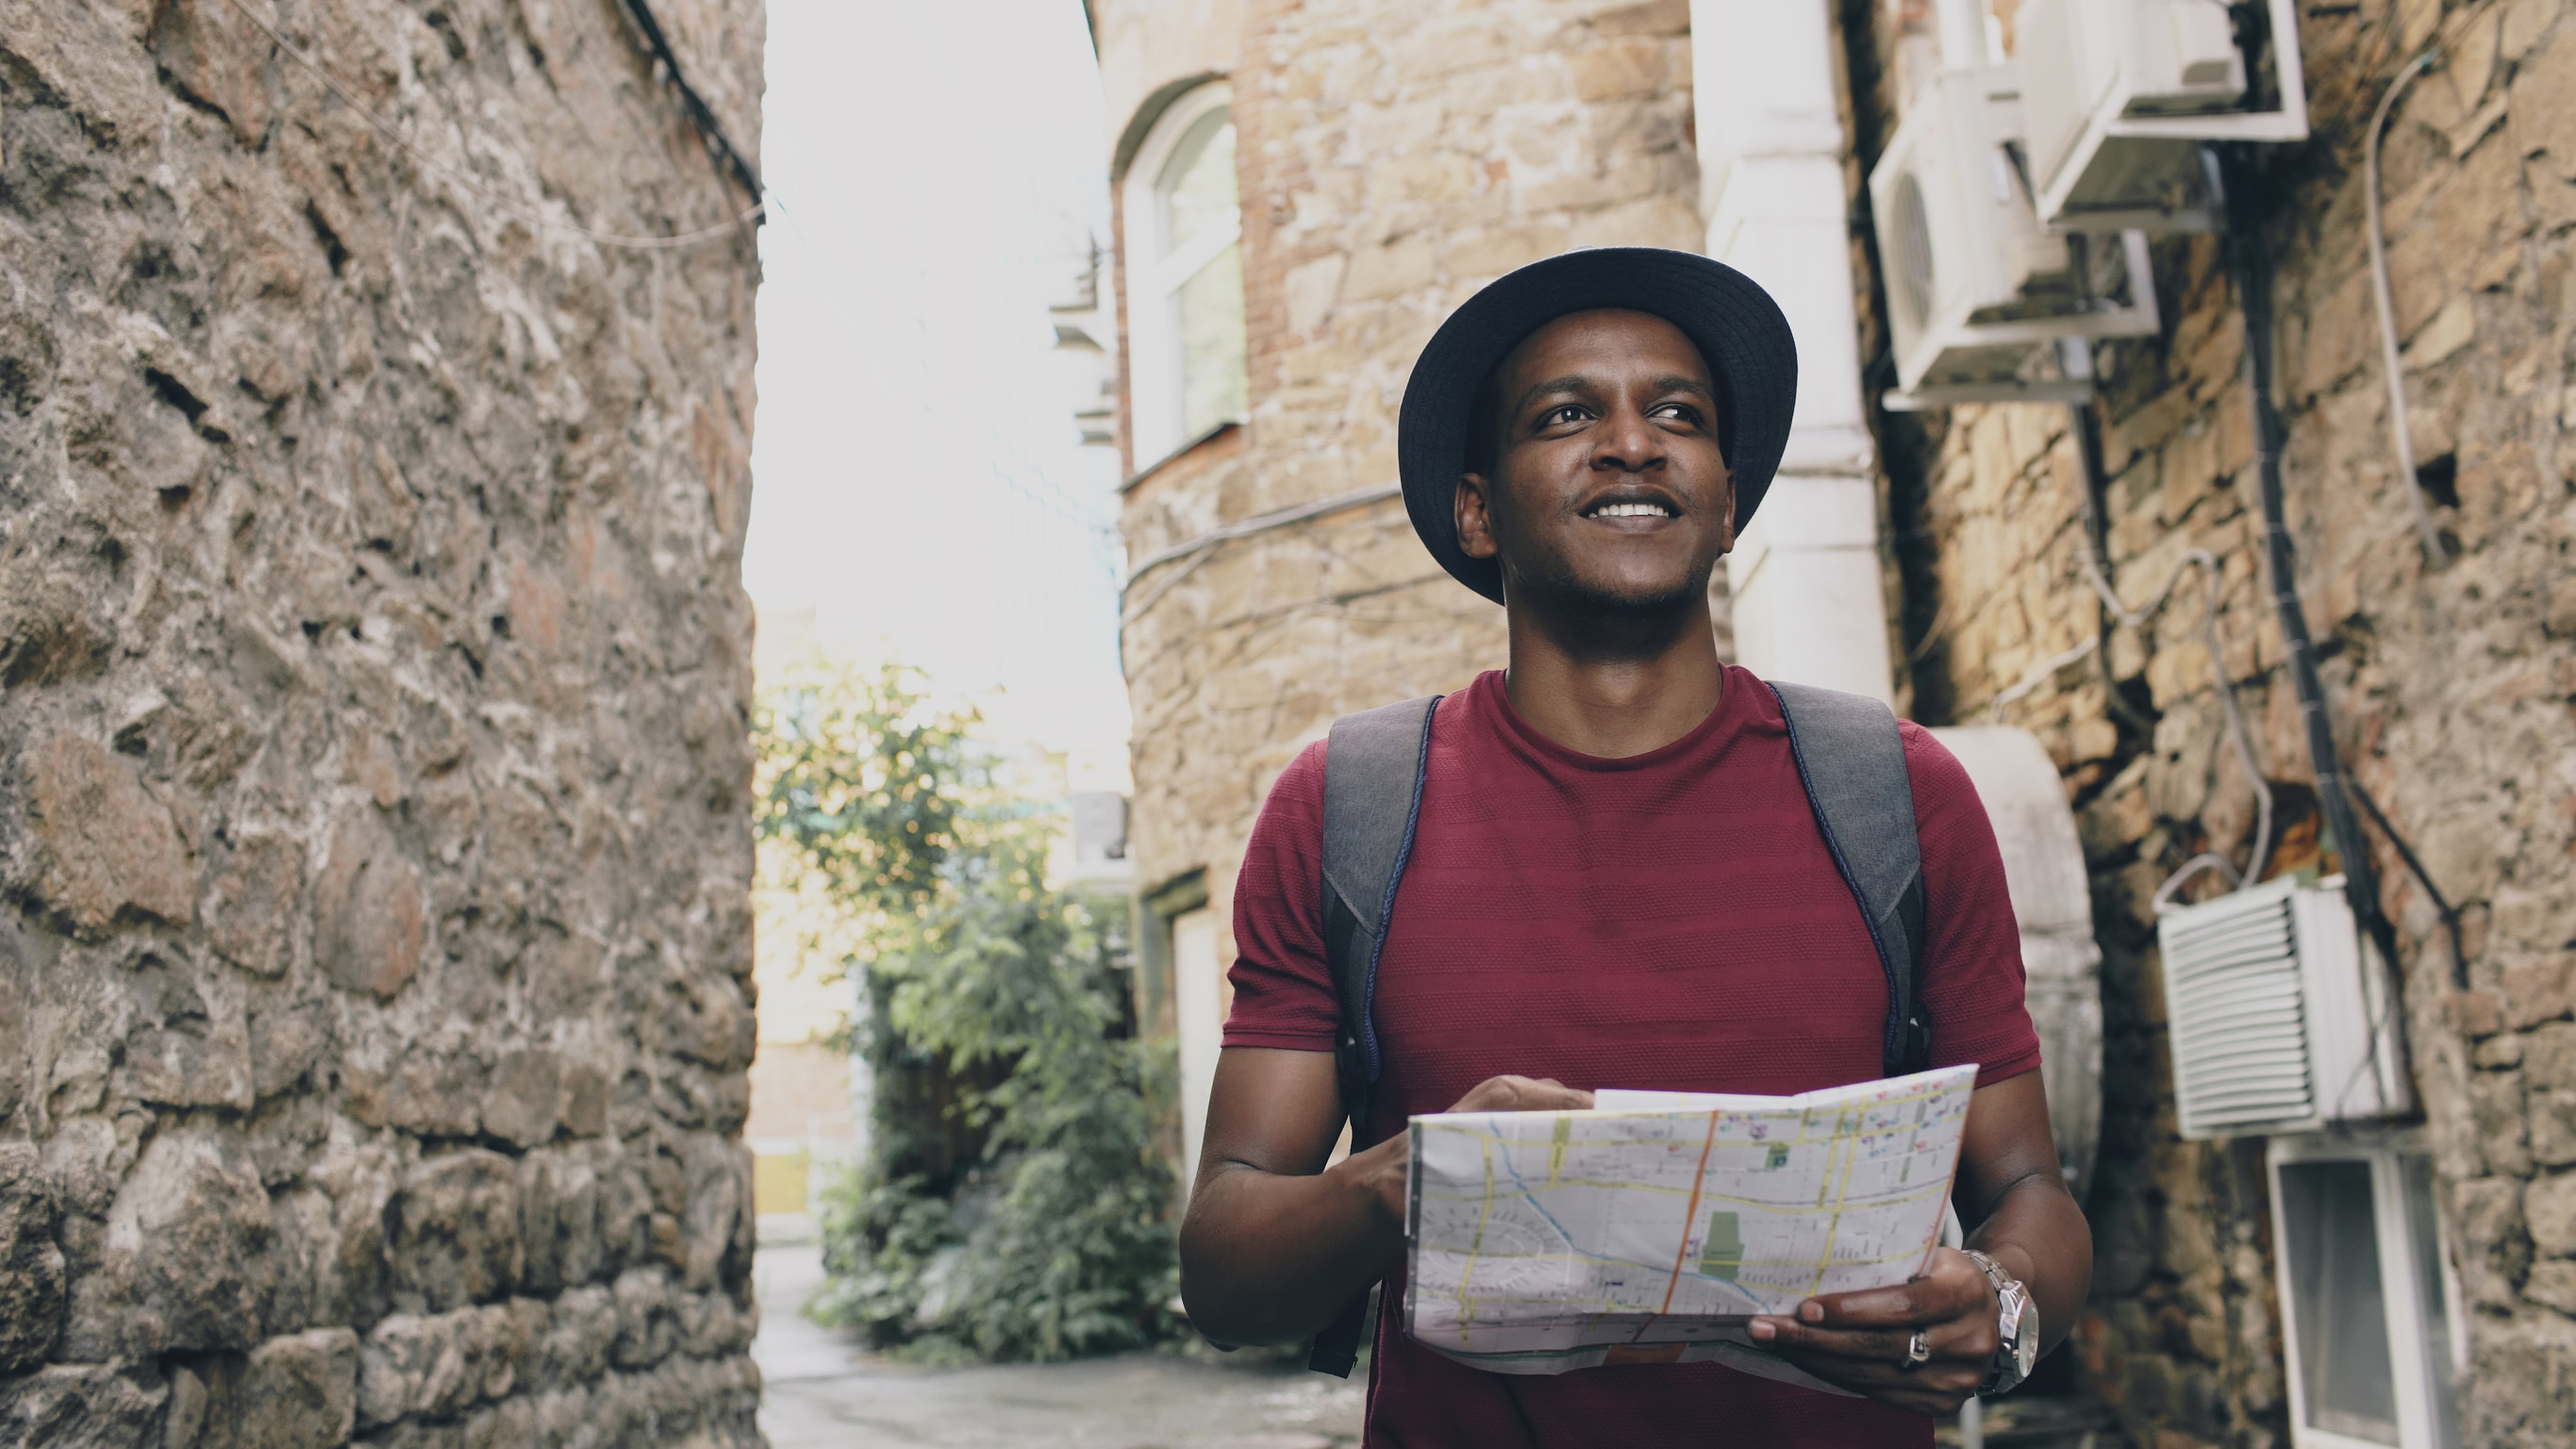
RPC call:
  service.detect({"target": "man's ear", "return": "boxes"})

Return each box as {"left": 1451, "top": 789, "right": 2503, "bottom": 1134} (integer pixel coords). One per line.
{"left": 1454, "top": 473, "right": 1500, "bottom": 560}
{"left": 1711, "top": 471, "right": 1737, "bottom": 556}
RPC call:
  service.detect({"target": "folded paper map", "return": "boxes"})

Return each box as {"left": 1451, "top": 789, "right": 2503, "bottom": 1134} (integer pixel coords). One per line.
{"left": 1403, "top": 1063, "right": 1978, "bottom": 1384}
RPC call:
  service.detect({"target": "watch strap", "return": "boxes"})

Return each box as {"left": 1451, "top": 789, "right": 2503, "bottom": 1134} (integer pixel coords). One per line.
{"left": 1962, "top": 1249, "right": 2034, "bottom": 1395}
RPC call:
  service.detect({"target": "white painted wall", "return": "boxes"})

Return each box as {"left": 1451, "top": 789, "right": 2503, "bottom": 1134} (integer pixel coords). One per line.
{"left": 1171, "top": 907, "right": 1222, "bottom": 1197}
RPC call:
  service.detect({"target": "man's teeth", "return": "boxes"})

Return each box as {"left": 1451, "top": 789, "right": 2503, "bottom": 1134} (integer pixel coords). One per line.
{"left": 1592, "top": 502, "right": 1671, "bottom": 518}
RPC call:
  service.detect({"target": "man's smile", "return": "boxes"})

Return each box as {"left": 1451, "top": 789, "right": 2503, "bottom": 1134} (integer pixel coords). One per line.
{"left": 1578, "top": 489, "right": 1682, "bottom": 528}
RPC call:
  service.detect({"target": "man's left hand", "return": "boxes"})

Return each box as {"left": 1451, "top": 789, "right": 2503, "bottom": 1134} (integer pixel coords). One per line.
{"left": 1744, "top": 1247, "right": 1997, "bottom": 1416}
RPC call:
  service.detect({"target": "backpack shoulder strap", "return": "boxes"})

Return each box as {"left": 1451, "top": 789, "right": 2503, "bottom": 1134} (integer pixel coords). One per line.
{"left": 1768, "top": 681, "right": 1931, "bottom": 1078}
{"left": 1307, "top": 692, "right": 1439, "bottom": 1377}
{"left": 1320, "top": 693, "right": 1441, "bottom": 1135}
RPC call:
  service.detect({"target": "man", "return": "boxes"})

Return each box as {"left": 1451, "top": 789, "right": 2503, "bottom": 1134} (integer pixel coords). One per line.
{"left": 1177, "top": 248, "right": 2091, "bottom": 1446}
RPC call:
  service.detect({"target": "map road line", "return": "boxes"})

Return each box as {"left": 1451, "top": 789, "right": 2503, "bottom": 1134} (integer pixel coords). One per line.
{"left": 1649, "top": 1107, "right": 1726, "bottom": 1324}
{"left": 1455, "top": 1136, "right": 1497, "bottom": 1341}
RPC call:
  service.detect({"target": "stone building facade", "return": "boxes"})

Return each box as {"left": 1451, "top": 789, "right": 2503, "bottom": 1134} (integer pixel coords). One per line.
{"left": 1860, "top": 2, "right": 2576, "bottom": 1442}
{"left": 1, "top": 2, "right": 763, "bottom": 1443}
{"left": 1093, "top": 0, "right": 1711, "bottom": 1172}
{"left": 1097, "top": 0, "right": 2576, "bottom": 1444}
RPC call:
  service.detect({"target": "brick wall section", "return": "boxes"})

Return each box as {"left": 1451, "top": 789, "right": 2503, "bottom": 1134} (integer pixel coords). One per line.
{"left": 1851, "top": 1, "right": 2576, "bottom": 1442}
{"left": 0, "top": 1, "right": 762, "bottom": 1443}
{"left": 1116, "top": 0, "right": 1710, "bottom": 976}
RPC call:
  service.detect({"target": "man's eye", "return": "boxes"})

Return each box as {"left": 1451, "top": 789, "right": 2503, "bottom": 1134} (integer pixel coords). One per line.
{"left": 1652, "top": 403, "right": 1703, "bottom": 425}
{"left": 1540, "top": 406, "right": 1587, "bottom": 426}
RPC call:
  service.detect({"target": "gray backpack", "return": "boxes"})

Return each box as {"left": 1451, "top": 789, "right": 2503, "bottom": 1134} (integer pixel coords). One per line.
{"left": 1305, "top": 680, "right": 1930, "bottom": 1375}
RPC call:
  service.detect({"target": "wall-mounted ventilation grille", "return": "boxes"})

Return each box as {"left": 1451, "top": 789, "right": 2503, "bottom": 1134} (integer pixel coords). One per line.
{"left": 2157, "top": 876, "right": 2410, "bottom": 1141}
{"left": 1889, "top": 174, "right": 1936, "bottom": 339}
{"left": 2163, "top": 888, "right": 2313, "bottom": 1132}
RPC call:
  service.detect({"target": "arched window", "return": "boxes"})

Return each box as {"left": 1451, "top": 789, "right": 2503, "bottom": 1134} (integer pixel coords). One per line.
{"left": 1123, "top": 83, "right": 1247, "bottom": 464}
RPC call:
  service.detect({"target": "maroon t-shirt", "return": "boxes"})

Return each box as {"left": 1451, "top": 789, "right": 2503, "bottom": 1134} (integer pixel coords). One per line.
{"left": 1224, "top": 666, "right": 2041, "bottom": 1449}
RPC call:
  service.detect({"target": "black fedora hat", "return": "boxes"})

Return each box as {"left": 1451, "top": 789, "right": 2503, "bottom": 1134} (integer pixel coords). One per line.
{"left": 1395, "top": 247, "right": 1798, "bottom": 605}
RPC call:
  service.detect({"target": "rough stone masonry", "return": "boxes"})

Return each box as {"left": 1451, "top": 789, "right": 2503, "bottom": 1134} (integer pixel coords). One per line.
{"left": 0, "top": 1, "right": 763, "bottom": 1443}
{"left": 1850, "top": 1, "right": 2576, "bottom": 1442}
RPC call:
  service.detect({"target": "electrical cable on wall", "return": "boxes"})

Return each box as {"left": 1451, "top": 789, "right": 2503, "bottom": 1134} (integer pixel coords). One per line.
{"left": 2351, "top": 780, "right": 2470, "bottom": 991}
{"left": 2216, "top": 144, "right": 2398, "bottom": 970}
{"left": 1118, "top": 479, "right": 1405, "bottom": 625}
{"left": 1993, "top": 526, "right": 2277, "bottom": 908}
{"left": 2009, "top": 129, "right": 2468, "bottom": 991}
{"left": 1989, "top": 353, "right": 2278, "bottom": 908}
{"left": 2364, "top": 47, "right": 2451, "bottom": 562}
{"left": 2068, "top": 401, "right": 2159, "bottom": 738}
{"left": 611, "top": 0, "right": 766, "bottom": 208}
{"left": 1985, "top": 634, "right": 2102, "bottom": 716}
{"left": 2124, "top": 568, "right": 2272, "bottom": 910}
{"left": 2066, "top": 450, "right": 2276, "bottom": 895}
{"left": 221, "top": 0, "right": 765, "bottom": 251}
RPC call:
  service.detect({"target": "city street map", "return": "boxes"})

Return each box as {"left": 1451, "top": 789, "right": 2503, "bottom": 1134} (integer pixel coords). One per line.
{"left": 1404, "top": 1063, "right": 1979, "bottom": 1383}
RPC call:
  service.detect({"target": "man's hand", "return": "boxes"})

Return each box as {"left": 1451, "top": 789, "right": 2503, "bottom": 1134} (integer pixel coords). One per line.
{"left": 1744, "top": 1247, "right": 1997, "bottom": 1415}
{"left": 1343, "top": 1074, "right": 1594, "bottom": 1225}
{"left": 1183, "top": 1052, "right": 1594, "bottom": 1348}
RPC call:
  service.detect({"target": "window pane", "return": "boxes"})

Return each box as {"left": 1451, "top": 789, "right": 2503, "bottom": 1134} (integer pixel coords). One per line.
{"left": 2401, "top": 1155, "right": 2464, "bottom": 1447}
{"left": 1158, "top": 109, "right": 1238, "bottom": 257}
{"left": 1176, "top": 242, "right": 1247, "bottom": 438}
{"left": 2278, "top": 1159, "right": 2399, "bottom": 1445}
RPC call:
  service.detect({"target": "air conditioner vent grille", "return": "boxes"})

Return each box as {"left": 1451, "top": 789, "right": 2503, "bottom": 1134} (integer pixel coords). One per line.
{"left": 2162, "top": 891, "right": 2315, "bottom": 1134}
{"left": 1889, "top": 172, "right": 1936, "bottom": 338}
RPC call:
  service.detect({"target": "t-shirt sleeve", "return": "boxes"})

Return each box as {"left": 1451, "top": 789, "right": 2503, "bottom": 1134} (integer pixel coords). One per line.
{"left": 1222, "top": 741, "right": 1341, "bottom": 1051}
{"left": 1902, "top": 722, "right": 2044, "bottom": 1088}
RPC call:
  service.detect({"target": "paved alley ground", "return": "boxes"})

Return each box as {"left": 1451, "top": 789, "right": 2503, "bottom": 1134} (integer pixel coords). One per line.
{"left": 752, "top": 1241, "right": 1366, "bottom": 1448}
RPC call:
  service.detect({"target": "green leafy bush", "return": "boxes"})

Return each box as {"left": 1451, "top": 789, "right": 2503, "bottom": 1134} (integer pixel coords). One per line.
{"left": 756, "top": 661, "right": 1176, "bottom": 1362}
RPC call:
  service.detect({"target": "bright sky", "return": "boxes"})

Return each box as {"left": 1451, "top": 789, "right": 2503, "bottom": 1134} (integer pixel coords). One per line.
{"left": 742, "top": 0, "right": 1128, "bottom": 793}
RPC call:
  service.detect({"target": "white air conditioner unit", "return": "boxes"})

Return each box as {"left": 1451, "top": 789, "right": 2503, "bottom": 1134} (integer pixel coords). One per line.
{"left": 1869, "top": 65, "right": 2160, "bottom": 407}
{"left": 2157, "top": 875, "right": 2411, "bottom": 1141}
{"left": 2018, "top": 0, "right": 2309, "bottom": 231}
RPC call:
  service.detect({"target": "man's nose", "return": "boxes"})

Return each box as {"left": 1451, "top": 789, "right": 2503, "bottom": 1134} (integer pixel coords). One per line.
{"left": 1590, "top": 404, "right": 1665, "bottom": 471}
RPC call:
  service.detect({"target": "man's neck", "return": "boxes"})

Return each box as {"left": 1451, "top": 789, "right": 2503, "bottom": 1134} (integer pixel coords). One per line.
{"left": 1499, "top": 592, "right": 1726, "bottom": 759}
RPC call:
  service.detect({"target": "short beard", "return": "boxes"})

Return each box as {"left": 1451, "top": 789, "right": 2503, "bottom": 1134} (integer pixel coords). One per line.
{"left": 1501, "top": 554, "right": 1710, "bottom": 640}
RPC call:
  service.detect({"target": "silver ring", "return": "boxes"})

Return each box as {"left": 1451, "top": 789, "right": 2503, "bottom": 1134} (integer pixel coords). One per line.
{"left": 1900, "top": 1330, "right": 1931, "bottom": 1370}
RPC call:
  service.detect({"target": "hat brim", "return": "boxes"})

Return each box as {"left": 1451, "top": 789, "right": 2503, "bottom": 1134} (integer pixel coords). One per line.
{"left": 1395, "top": 248, "right": 1798, "bottom": 605}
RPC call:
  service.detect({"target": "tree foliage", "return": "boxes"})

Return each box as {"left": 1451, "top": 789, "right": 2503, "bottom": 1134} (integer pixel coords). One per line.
{"left": 756, "top": 661, "right": 974, "bottom": 923}
{"left": 753, "top": 660, "right": 1175, "bottom": 1362}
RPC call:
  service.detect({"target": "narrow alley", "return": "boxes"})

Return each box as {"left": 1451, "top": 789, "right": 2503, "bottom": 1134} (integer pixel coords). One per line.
{"left": 752, "top": 1241, "right": 1365, "bottom": 1448}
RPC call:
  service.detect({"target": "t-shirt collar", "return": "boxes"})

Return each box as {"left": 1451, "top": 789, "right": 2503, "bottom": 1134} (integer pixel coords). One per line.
{"left": 1471, "top": 664, "right": 1755, "bottom": 772}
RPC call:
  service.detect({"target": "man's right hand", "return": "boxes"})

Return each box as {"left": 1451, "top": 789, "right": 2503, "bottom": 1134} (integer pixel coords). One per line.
{"left": 1180, "top": 1053, "right": 1591, "bottom": 1348}
{"left": 1341, "top": 1074, "right": 1595, "bottom": 1224}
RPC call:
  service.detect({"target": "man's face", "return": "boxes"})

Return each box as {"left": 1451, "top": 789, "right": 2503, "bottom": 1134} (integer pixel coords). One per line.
{"left": 1454, "top": 308, "right": 1735, "bottom": 618}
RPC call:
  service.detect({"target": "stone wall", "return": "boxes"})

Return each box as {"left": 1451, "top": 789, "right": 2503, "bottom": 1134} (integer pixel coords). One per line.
{"left": 0, "top": 1, "right": 762, "bottom": 1443}
{"left": 1115, "top": 0, "right": 1709, "bottom": 984}
{"left": 1848, "top": 0, "right": 2576, "bottom": 1442}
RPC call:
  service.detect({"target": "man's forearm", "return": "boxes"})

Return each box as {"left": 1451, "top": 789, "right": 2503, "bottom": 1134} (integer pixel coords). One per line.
{"left": 1177, "top": 1150, "right": 1404, "bottom": 1347}
{"left": 1967, "top": 1174, "right": 2092, "bottom": 1358}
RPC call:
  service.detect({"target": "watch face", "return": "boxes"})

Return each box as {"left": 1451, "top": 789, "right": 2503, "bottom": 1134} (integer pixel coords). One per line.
{"left": 2013, "top": 1321, "right": 2039, "bottom": 1376}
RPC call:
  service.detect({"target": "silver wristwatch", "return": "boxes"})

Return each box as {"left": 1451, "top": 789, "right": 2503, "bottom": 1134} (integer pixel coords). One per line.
{"left": 1962, "top": 1249, "right": 2038, "bottom": 1395}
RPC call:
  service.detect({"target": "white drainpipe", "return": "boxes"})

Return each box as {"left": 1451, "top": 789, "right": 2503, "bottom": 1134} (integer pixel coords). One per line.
{"left": 1933, "top": 0, "right": 1990, "bottom": 74}
{"left": 1692, "top": 27, "right": 2099, "bottom": 1449}
{"left": 1691, "top": 0, "right": 1895, "bottom": 706}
